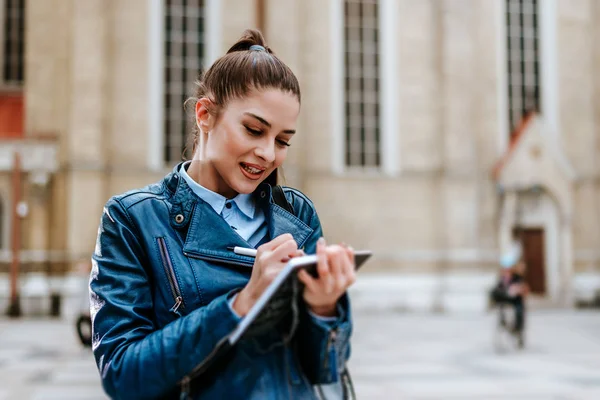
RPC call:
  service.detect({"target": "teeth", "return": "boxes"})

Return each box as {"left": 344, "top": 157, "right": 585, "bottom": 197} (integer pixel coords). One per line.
{"left": 242, "top": 164, "right": 262, "bottom": 174}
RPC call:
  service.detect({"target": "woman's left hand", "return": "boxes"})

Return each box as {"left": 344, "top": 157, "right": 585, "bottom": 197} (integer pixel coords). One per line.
{"left": 297, "top": 237, "right": 356, "bottom": 317}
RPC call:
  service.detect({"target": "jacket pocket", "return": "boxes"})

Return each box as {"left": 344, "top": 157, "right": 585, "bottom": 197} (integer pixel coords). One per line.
{"left": 157, "top": 237, "right": 185, "bottom": 315}
{"left": 183, "top": 250, "right": 254, "bottom": 269}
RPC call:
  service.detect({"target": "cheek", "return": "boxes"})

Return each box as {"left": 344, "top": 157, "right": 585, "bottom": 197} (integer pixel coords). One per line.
{"left": 213, "top": 126, "right": 244, "bottom": 157}
{"left": 273, "top": 148, "right": 288, "bottom": 167}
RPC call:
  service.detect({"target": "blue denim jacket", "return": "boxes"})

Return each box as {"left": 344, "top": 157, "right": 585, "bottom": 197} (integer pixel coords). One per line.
{"left": 90, "top": 164, "right": 352, "bottom": 399}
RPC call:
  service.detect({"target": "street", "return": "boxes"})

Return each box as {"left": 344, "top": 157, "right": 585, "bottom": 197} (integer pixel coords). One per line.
{"left": 0, "top": 310, "right": 599, "bottom": 399}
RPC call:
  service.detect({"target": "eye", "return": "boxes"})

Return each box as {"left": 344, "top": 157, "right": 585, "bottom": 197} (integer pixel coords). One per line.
{"left": 276, "top": 139, "right": 291, "bottom": 148}
{"left": 244, "top": 126, "right": 262, "bottom": 136}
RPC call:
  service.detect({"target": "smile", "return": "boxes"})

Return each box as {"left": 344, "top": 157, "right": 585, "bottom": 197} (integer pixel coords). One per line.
{"left": 240, "top": 162, "right": 266, "bottom": 180}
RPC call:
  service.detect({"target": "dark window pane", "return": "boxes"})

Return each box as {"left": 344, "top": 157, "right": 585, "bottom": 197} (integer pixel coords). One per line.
{"left": 3, "top": 0, "right": 25, "bottom": 85}
{"left": 344, "top": 0, "right": 381, "bottom": 168}
{"left": 164, "top": 0, "right": 205, "bottom": 163}
{"left": 506, "top": 0, "right": 540, "bottom": 137}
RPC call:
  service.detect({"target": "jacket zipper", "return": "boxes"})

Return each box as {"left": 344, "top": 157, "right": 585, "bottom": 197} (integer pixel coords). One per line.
{"left": 157, "top": 237, "right": 185, "bottom": 314}
{"left": 179, "top": 376, "right": 190, "bottom": 400}
{"left": 183, "top": 251, "right": 253, "bottom": 268}
{"left": 322, "top": 329, "right": 338, "bottom": 381}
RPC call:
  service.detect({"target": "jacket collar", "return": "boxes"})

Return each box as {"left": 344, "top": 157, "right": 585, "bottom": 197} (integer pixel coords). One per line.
{"left": 164, "top": 163, "right": 313, "bottom": 263}
{"left": 179, "top": 161, "right": 256, "bottom": 218}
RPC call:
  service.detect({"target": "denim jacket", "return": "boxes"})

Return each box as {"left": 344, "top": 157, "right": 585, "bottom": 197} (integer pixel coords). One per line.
{"left": 90, "top": 163, "right": 352, "bottom": 399}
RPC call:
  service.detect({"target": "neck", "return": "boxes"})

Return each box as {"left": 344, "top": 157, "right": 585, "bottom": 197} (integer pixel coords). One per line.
{"left": 186, "top": 158, "right": 238, "bottom": 199}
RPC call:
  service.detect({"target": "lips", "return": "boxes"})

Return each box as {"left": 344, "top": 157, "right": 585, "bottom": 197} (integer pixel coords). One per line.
{"left": 240, "top": 162, "right": 266, "bottom": 180}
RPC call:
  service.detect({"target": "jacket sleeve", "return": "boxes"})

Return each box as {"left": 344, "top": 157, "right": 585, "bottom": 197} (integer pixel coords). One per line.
{"left": 90, "top": 198, "right": 240, "bottom": 400}
{"left": 294, "top": 202, "right": 352, "bottom": 384}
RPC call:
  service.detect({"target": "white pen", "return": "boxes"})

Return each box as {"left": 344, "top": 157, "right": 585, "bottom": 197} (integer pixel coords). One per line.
{"left": 227, "top": 246, "right": 257, "bottom": 257}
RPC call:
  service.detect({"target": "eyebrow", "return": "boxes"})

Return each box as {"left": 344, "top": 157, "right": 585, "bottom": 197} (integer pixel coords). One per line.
{"left": 244, "top": 112, "right": 295, "bottom": 134}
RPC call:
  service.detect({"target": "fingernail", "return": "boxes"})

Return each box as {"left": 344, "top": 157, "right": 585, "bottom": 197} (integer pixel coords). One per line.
{"left": 318, "top": 237, "right": 326, "bottom": 246}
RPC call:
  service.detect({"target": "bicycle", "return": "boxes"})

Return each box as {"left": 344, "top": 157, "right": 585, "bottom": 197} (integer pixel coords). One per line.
{"left": 493, "top": 302, "right": 525, "bottom": 353}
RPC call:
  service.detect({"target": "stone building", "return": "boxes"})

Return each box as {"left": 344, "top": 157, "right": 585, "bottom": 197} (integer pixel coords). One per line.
{"left": 1, "top": 0, "right": 599, "bottom": 315}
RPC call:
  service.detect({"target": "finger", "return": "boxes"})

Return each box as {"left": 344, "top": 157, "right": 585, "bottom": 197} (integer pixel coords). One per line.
{"left": 326, "top": 245, "right": 344, "bottom": 279}
{"left": 345, "top": 245, "right": 355, "bottom": 265}
{"left": 334, "top": 245, "right": 355, "bottom": 287}
{"left": 271, "top": 238, "right": 298, "bottom": 262}
{"left": 336, "top": 247, "right": 354, "bottom": 291}
{"left": 291, "top": 249, "right": 305, "bottom": 258}
{"left": 297, "top": 269, "right": 318, "bottom": 291}
{"left": 319, "top": 243, "right": 339, "bottom": 294}
{"left": 259, "top": 233, "right": 294, "bottom": 252}
{"left": 344, "top": 245, "right": 355, "bottom": 275}
{"left": 316, "top": 237, "right": 330, "bottom": 279}
{"left": 344, "top": 247, "right": 357, "bottom": 286}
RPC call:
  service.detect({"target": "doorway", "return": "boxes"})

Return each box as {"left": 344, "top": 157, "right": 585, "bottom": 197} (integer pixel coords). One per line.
{"left": 521, "top": 228, "right": 546, "bottom": 295}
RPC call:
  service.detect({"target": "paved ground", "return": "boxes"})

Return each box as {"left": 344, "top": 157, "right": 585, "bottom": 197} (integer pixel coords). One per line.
{"left": 350, "top": 310, "right": 600, "bottom": 399}
{"left": 0, "top": 309, "right": 599, "bottom": 399}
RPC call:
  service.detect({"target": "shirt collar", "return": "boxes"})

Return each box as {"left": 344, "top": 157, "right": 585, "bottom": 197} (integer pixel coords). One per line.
{"left": 179, "top": 161, "right": 256, "bottom": 218}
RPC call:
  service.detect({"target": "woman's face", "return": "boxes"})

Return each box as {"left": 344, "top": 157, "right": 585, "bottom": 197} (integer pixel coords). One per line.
{"left": 196, "top": 88, "right": 300, "bottom": 198}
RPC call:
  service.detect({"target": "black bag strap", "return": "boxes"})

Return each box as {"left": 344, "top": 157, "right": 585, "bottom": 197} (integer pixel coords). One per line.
{"left": 272, "top": 185, "right": 295, "bottom": 214}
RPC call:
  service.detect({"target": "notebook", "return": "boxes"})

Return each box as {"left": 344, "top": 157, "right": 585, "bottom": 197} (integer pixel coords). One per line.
{"left": 228, "top": 250, "right": 372, "bottom": 344}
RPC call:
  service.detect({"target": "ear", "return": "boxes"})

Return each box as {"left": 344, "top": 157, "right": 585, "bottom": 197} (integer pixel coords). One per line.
{"left": 195, "top": 97, "right": 216, "bottom": 133}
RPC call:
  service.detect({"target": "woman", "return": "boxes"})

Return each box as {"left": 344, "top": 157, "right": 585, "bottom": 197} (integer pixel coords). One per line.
{"left": 90, "top": 29, "right": 355, "bottom": 399}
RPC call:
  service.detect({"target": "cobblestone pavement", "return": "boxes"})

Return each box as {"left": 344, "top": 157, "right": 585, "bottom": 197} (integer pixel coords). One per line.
{"left": 0, "top": 310, "right": 599, "bottom": 399}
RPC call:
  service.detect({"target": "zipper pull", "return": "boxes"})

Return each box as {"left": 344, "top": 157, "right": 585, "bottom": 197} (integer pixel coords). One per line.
{"left": 170, "top": 296, "right": 183, "bottom": 314}
{"left": 324, "top": 329, "right": 338, "bottom": 381}
{"left": 328, "top": 329, "right": 337, "bottom": 349}
{"left": 179, "top": 375, "right": 190, "bottom": 400}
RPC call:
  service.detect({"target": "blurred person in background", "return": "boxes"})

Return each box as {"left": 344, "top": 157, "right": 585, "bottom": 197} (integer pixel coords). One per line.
{"left": 89, "top": 29, "right": 356, "bottom": 399}
{"left": 490, "top": 233, "right": 529, "bottom": 345}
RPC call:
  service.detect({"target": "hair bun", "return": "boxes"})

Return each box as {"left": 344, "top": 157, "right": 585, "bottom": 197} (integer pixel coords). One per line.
{"left": 226, "top": 29, "right": 274, "bottom": 54}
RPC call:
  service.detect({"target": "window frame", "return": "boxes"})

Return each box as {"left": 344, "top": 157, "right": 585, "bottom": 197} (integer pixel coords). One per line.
{"left": 148, "top": 0, "right": 221, "bottom": 171}
{"left": 332, "top": 0, "right": 398, "bottom": 176}
{"left": 496, "top": 0, "right": 558, "bottom": 155}
{"left": 0, "top": 0, "right": 26, "bottom": 91}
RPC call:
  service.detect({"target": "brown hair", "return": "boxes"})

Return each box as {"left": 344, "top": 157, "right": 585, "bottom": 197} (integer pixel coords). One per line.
{"left": 186, "top": 29, "right": 301, "bottom": 187}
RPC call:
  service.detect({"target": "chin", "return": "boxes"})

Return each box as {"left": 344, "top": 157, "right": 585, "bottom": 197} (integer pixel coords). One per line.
{"left": 230, "top": 179, "right": 261, "bottom": 195}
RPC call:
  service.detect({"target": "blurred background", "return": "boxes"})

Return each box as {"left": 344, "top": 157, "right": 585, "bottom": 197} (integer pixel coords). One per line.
{"left": 0, "top": 0, "right": 599, "bottom": 399}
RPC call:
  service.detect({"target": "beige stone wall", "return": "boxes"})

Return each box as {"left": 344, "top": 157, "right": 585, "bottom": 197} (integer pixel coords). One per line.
{"left": 221, "top": 0, "right": 257, "bottom": 52}
{"left": 299, "top": 0, "right": 501, "bottom": 272}
{"left": 108, "top": 0, "right": 151, "bottom": 171}
{"left": 25, "top": 0, "right": 73, "bottom": 272}
{"left": 264, "top": 0, "right": 305, "bottom": 187}
{"left": 297, "top": 0, "right": 335, "bottom": 177}
{"left": 25, "top": 0, "right": 71, "bottom": 151}
{"left": 558, "top": 0, "right": 596, "bottom": 176}
{"left": 23, "top": 0, "right": 158, "bottom": 271}
{"left": 12, "top": 0, "right": 600, "bottom": 280}
{"left": 398, "top": 0, "right": 441, "bottom": 172}
{"left": 557, "top": 0, "right": 600, "bottom": 271}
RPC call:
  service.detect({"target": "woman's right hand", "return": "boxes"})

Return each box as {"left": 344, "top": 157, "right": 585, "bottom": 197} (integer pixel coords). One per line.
{"left": 232, "top": 233, "right": 300, "bottom": 317}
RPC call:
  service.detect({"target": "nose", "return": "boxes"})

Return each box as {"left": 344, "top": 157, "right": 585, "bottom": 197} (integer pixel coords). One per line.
{"left": 254, "top": 140, "right": 276, "bottom": 163}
